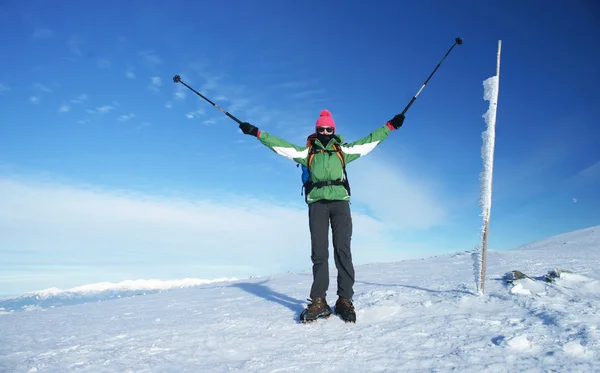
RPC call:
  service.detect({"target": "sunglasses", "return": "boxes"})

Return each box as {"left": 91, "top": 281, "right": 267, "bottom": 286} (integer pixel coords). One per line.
{"left": 317, "top": 127, "right": 334, "bottom": 134}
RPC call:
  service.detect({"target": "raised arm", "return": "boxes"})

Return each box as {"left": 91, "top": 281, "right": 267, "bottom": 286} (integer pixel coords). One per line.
{"left": 239, "top": 122, "right": 309, "bottom": 166}
{"left": 341, "top": 114, "right": 405, "bottom": 164}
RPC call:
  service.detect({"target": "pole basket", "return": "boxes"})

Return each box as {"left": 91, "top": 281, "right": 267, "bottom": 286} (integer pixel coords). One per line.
{"left": 173, "top": 75, "right": 181, "bottom": 83}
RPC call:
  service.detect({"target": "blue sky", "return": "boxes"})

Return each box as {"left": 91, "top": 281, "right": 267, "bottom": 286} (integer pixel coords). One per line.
{"left": 1, "top": 0, "right": 599, "bottom": 296}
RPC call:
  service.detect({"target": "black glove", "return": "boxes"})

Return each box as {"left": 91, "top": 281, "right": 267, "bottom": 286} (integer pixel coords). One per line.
{"left": 389, "top": 114, "right": 405, "bottom": 129}
{"left": 239, "top": 122, "right": 259, "bottom": 137}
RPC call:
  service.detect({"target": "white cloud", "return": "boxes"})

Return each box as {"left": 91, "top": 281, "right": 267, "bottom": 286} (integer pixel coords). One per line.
{"left": 274, "top": 80, "right": 312, "bottom": 89}
{"left": 0, "top": 177, "right": 412, "bottom": 291}
{"left": 290, "top": 88, "right": 327, "bottom": 99}
{"left": 29, "top": 96, "right": 39, "bottom": 104}
{"left": 125, "top": 66, "right": 135, "bottom": 79}
{"left": 186, "top": 108, "right": 206, "bottom": 119}
{"left": 33, "top": 28, "right": 55, "bottom": 39}
{"left": 229, "top": 98, "right": 250, "bottom": 113}
{"left": 58, "top": 104, "right": 69, "bottom": 113}
{"left": 0, "top": 83, "right": 10, "bottom": 93}
{"left": 68, "top": 35, "right": 83, "bottom": 56}
{"left": 139, "top": 50, "right": 162, "bottom": 67}
{"left": 97, "top": 105, "right": 114, "bottom": 113}
{"left": 132, "top": 122, "right": 151, "bottom": 132}
{"left": 348, "top": 155, "right": 446, "bottom": 230}
{"left": 171, "top": 75, "right": 189, "bottom": 101}
{"left": 118, "top": 113, "right": 136, "bottom": 121}
{"left": 97, "top": 59, "right": 111, "bottom": 69}
{"left": 32, "top": 83, "right": 52, "bottom": 93}
{"left": 575, "top": 159, "right": 600, "bottom": 184}
{"left": 87, "top": 105, "right": 114, "bottom": 114}
{"left": 165, "top": 102, "right": 173, "bottom": 109}
{"left": 148, "top": 76, "right": 162, "bottom": 93}
{"left": 70, "top": 94, "right": 88, "bottom": 104}
{"left": 200, "top": 74, "right": 224, "bottom": 92}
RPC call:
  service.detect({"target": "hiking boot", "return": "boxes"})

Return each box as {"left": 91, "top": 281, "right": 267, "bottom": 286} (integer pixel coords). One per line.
{"left": 299, "top": 297, "right": 332, "bottom": 323}
{"left": 335, "top": 297, "right": 356, "bottom": 323}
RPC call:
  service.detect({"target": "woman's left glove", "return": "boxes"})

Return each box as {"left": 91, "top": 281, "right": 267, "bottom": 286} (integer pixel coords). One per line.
{"left": 239, "top": 122, "right": 259, "bottom": 137}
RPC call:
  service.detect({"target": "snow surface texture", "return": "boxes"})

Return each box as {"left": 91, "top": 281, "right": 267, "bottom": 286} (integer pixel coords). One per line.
{"left": 1, "top": 226, "right": 599, "bottom": 372}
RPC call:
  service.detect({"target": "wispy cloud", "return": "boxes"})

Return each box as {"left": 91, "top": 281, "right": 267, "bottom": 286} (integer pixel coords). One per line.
{"left": 87, "top": 105, "right": 114, "bottom": 114}
{"left": 228, "top": 98, "right": 251, "bottom": 113}
{"left": 129, "top": 122, "right": 151, "bottom": 133}
{"left": 186, "top": 108, "right": 206, "bottom": 119}
{"left": 117, "top": 113, "right": 136, "bottom": 121}
{"left": 29, "top": 96, "right": 39, "bottom": 104}
{"left": 68, "top": 35, "right": 83, "bottom": 56}
{"left": 349, "top": 155, "right": 447, "bottom": 230}
{"left": 166, "top": 74, "right": 190, "bottom": 107}
{"left": 200, "top": 74, "right": 224, "bottom": 92}
{"left": 96, "top": 105, "right": 114, "bottom": 113}
{"left": 148, "top": 76, "right": 162, "bottom": 93}
{"left": 180, "top": 65, "right": 299, "bottom": 131}
{"left": 70, "top": 94, "right": 88, "bottom": 104}
{"left": 0, "top": 83, "right": 10, "bottom": 93}
{"left": 0, "top": 176, "right": 409, "bottom": 293}
{"left": 290, "top": 88, "right": 327, "bottom": 99}
{"left": 139, "top": 50, "right": 162, "bottom": 67}
{"left": 58, "top": 104, "right": 70, "bottom": 113}
{"left": 574, "top": 159, "right": 600, "bottom": 185}
{"left": 139, "top": 121, "right": 151, "bottom": 129}
{"left": 32, "top": 83, "right": 52, "bottom": 93}
{"left": 97, "top": 59, "right": 111, "bottom": 69}
{"left": 125, "top": 66, "right": 135, "bottom": 79}
{"left": 273, "top": 80, "right": 314, "bottom": 90}
{"left": 32, "top": 28, "right": 55, "bottom": 39}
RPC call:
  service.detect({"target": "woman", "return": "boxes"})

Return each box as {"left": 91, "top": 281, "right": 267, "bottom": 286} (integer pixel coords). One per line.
{"left": 239, "top": 109, "right": 405, "bottom": 322}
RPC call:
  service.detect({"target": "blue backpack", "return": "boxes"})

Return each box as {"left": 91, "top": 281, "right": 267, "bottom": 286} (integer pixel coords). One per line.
{"left": 301, "top": 165, "right": 310, "bottom": 185}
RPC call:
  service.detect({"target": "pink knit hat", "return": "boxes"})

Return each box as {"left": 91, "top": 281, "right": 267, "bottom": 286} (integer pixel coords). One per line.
{"left": 315, "top": 109, "right": 336, "bottom": 130}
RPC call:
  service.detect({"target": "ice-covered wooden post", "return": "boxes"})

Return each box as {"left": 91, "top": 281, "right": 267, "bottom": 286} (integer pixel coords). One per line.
{"left": 476, "top": 40, "right": 502, "bottom": 295}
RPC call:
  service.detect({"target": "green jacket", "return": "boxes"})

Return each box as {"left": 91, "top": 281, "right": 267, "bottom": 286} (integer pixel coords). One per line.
{"left": 256, "top": 123, "right": 395, "bottom": 204}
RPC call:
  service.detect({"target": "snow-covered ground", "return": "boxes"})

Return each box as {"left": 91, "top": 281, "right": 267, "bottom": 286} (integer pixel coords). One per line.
{"left": 1, "top": 226, "right": 599, "bottom": 372}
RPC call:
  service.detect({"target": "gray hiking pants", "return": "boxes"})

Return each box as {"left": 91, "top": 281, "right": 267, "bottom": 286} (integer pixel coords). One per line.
{"left": 308, "top": 200, "right": 355, "bottom": 300}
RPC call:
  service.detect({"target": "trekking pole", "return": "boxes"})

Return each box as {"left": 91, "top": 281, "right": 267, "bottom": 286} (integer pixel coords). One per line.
{"left": 400, "top": 37, "right": 463, "bottom": 116}
{"left": 172, "top": 75, "right": 243, "bottom": 124}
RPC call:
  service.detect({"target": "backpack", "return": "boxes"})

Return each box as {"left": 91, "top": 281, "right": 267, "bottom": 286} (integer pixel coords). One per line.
{"left": 297, "top": 133, "right": 351, "bottom": 202}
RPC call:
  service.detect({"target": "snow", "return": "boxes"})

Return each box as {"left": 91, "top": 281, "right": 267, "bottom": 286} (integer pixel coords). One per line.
{"left": 1, "top": 225, "right": 599, "bottom": 372}
{"left": 480, "top": 74, "right": 499, "bottom": 217}
{"left": 474, "top": 41, "right": 502, "bottom": 294}
{"left": 23, "top": 277, "right": 240, "bottom": 299}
